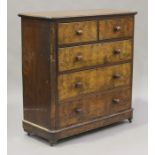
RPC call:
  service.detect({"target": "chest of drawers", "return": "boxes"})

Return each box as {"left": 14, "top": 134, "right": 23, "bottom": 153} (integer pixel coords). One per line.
{"left": 19, "top": 9, "right": 137, "bottom": 145}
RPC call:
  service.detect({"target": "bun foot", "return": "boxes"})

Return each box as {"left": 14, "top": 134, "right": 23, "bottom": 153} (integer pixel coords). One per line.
{"left": 128, "top": 118, "right": 132, "bottom": 123}
{"left": 27, "top": 132, "right": 33, "bottom": 136}
{"left": 49, "top": 139, "right": 58, "bottom": 146}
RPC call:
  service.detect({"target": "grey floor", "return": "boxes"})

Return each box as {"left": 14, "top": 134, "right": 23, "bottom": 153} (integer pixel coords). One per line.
{"left": 8, "top": 90, "right": 148, "bottom": 155}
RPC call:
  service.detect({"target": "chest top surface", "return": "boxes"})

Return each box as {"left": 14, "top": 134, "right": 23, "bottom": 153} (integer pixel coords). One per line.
{"left": 18, "top": 9, "right": 137, "bottom": 20}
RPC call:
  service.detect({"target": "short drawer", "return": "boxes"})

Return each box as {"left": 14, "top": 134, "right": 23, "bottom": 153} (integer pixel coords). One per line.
{"left": 58, "top": 87, "right": 131, "bottom": 128}
{"left": 99, "top": 16, "right": 133, "bottom": 40}
{"left": 58, "top": 63, "right": 131, "bottom": 100}
{"left": 58, "top": 40, "right": 132, "bottom": 72}
{"left": 58, "top": 21, "right": 97, "bottom": 45}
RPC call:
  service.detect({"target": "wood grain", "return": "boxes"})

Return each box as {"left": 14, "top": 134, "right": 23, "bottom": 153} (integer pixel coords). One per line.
{"left": 58, "top": 63, "right": 131, "bottom": 100}
{"left": 99, "top": 16, "right": 133, "bottom": 40}
{"left": 58, "top": 40, "right": 132, "bottom": 71}
{"left": 20, "top": 11, "right": 136, "bottom": 144}
{"left": 49, "top": 23, "right": 57, "bottom": 129}
{"left": 22, "top": 109, "right": 133, "bottom": 142}
{"left": 58, "top": 21, "right": 97, "bottom": 45}
{"left": 57, "top": 109, "right": 132, "bottom": 139}
{"left": 58, "top": 87, "right": 131, "bottom": 128}
{"left": 22, "top": 18, "right": 52, "bottom": 128}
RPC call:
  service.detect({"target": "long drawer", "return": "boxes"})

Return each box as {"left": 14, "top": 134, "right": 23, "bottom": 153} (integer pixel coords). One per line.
{"left": 58, "top": 40, "right": 132, "bottom": 72}
{"left": 58, "top": 87, "right": 131, "bottom": 128}
{"left": 58, "top": 63, "right": 131, "bottom": 100}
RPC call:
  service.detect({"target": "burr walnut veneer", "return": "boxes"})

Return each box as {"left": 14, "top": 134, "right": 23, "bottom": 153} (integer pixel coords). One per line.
{"left": 19, "top": 9, "right": 137, "bottom": 145}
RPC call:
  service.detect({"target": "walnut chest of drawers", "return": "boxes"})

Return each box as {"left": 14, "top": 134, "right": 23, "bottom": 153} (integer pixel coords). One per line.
{"left": 19, "top": 9, "right": 137, "bottom": 145}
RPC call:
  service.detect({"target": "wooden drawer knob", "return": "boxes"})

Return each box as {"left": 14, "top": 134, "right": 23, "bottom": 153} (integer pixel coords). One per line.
{"left": 112, "top": 98, "right": 120, "bottom": 104}
{"left": 74, "top": 108, "right": 82, "bottom": 113}
{"left": 113, "top": 49, "right": 121, "bottom": 55}
{"left": 114, "top": 25, "right": 121, "bottom": 32}
{"left": 75, "top": 55, "right": 83, "bottom": 61}
{"left": 76, "top": 29, "right": 83, "bottom": 35}
{"left": 113, "top": 73, "right": 121, "bottom": 79}
{"left": 75, "top": 82, "right": 82, "bottom": 88}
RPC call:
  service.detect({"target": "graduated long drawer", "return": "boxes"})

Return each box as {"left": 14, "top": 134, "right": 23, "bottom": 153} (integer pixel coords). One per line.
{"left": 58, "top": 87, "right": 131, "bottom": 128}
{"left": 58, "top": 40, "right": 132, "bottom": 72}
{"left": 58, "top": 63, "right": 131, "bottom": 100}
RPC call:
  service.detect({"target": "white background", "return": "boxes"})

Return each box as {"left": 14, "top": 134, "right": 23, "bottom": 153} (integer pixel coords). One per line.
{"left": 8, "top": 0, "right": 148, "bottom": 155}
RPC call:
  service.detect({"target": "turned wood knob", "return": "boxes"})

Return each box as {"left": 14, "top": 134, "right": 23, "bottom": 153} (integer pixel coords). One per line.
{"left": 74, "top": 108, "right": 82, "bottom": 113}
{"left": 76, "top": 29, "right": 83, "bottom": 35}
{"left": 114, "top": 25, "right": 121, "bottom": 32}
{"left": 75, "top": 55, "right": 83, "bottom": 61}
{"left": 112, "top": 73, "right": 121, "bottom": 79}
{"left": 113, "top": 49, "right": 121, "bottom": 55}
{"left": 75, "top": 82, "right": 82, "bottom": 88}
{"left": 112, "top": 98, "right": 120, "bottom": 104}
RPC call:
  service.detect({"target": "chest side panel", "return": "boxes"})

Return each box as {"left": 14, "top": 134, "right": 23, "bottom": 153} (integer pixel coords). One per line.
{"left": 22, "top": 18, "right": 51, "bottom": 128}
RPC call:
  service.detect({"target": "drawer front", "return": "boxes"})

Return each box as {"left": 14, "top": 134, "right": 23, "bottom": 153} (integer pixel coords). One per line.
{"left": 58, "top": 21, "right": 97, "bottom": 45}
{"left": 59, "top": 40, "right": 132, "bottom": 72}
{"left": 58, "top": 87, "right": 131, "bottom": 128}
{"left": 58, "top": 63, "right": 131, "bottom": 100}
{"left": 99, "top": 16, "right": 133, "bottom": 40}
